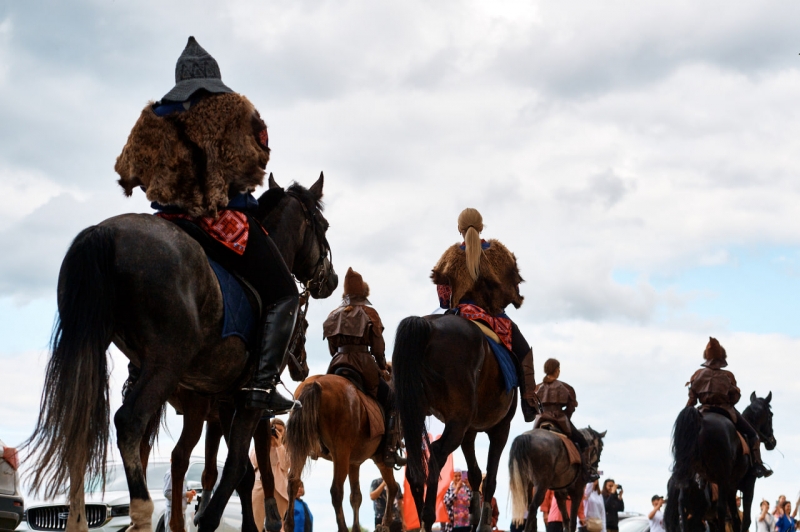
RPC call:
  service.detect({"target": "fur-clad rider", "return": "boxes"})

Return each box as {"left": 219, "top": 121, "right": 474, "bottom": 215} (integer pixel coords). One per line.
{"left": 686, "top": 337, "right": 772, "bottom": 478}
{"left": 323, "top": 267, "right": 406, "bottom": 468}
{"left": 534, "top": 358, "right": 598, "bottom": 481}
{"left": 431, "top": 208, "right": 539, "bottom": 422}
{"left": 114, "top": 37, "right": 300, "bottom": 414}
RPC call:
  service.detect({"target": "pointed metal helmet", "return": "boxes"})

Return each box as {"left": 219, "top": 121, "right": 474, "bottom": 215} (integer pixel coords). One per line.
{"left": 161, "top": 36, "right": 233, "bottom": 102}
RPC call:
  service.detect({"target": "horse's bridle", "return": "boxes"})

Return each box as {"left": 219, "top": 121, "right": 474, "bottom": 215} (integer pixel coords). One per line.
{"left": 286, "top": 190, "right": 333, "bottom": 295}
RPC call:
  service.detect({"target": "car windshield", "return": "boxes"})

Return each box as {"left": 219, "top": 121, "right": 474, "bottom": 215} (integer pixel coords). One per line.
{"left": 86, "top": 462, "right": 171, "bottom": 493}
{"left": 619, "top": 518, "right": 649, "bottom": 532}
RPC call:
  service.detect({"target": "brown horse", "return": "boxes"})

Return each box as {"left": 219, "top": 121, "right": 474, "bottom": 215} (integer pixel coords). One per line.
{"left": 392, "top": 315, "right": 517, "bottom": 532}
{"left": 284, "top": 374, "right": 399, "bottom": 532}
{"left": 165, "top": 311, "right": 309, "bottom": 532}
{"left": 25, "top": 175, "right": 337, "bottom": 532}
{"left": 508, "top": 427, "right": 606, "bottom": 532}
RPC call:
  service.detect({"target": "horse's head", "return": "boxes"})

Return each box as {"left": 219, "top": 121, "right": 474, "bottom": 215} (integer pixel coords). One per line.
{"left": 257, "top": 172, "right": 338, "bottom": 299}
{"left": 581, "top": 426, "right": 607, "bottom": 472}
{"left": 744, "top": 391, "right": 776, "bottom": 450}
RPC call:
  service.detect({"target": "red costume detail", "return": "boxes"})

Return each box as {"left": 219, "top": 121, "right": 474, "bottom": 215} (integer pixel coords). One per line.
{"left": 157, "top": 210, "right": 262, "bottom": 256}
{"left": 258, "top": 129, "right": 268, "bottom": 148}
{"left": 456, "top": 303, "right": 513, "bottom": 351}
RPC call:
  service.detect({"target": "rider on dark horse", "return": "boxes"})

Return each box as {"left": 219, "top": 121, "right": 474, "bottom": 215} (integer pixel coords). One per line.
{"left": 115, "top": 37, "right": 300, "bottom": 414}
{"left": 323, "top": 267, "right": 406, "bottom": 468}
{"left": 534, "top": 358, "right": 599, "bottom": 481}
{"left": 431, "top": 208, "right": 538, "bottom": 423}
{"left": 686, "top": 337, "right": 772, "bottom": 478}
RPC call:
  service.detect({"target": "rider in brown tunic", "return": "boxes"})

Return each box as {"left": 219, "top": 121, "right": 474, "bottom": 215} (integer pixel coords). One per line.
{"left": 686, "top": 337, "right": 772, "bottom": 478}
{"left": 431, "top": 208, "right": 539, "bottom": 423}
{"left": 323, "top": 267, "right": 405, "bottom": 468}
{"left": 534, "top": 358, "right": 598, "bottom": 480}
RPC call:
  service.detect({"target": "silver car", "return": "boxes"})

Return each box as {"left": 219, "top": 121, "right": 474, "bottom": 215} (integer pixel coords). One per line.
{"left": 19, "top": 459, "right": 241, "bottom": 532}
{"left": 0, "top": 439, "right": 24, "bottom": 531}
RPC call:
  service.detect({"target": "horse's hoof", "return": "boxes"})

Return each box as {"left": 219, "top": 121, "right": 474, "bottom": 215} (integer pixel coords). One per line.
{"left": 264, "top": 498, "right": 282, "bottom": 532}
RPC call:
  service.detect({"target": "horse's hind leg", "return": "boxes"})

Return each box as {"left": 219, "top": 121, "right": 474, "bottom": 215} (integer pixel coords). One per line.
{"left": 330, "top": 450, "right": 351, "bottom": 532}
{"left": 114, "top": 368, "right": 181, "bottom": 532}
{"left": 525, "top": 485, "right": 547, "bottom": 532}
{"left": 461, "top": 430, "right": 483, "bottom": 530}
{"left": 347, "top": 464, "right": 362, "bottom": 532}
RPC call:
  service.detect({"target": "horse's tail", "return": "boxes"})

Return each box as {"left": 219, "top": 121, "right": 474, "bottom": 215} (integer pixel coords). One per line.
{"left": 508, "top": 433, "right": 534, "bottom": 525}
{"left": 671, "top": 406, "right": 703, "bottom": 485}
{"left": 25, "top": 225, "right": 117, "bottom": 497}
{"left": 286, "top": 381, "right": 323, "bottom": 480}
{"left": 392, "top": 316, "right": 433, "bottom": 492}
{"left": 664, "top": 476, "right": 681, "bottom": 532}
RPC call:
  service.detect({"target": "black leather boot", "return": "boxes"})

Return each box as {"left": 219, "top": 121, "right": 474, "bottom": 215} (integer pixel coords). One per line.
{"left": 519, "top": 349, "right": 538, "bottom": 423}
{"left": 751, "top": 442, "right": 773, "bottom": 478}
{"left": 243, "top": 295, "right": 302, "bottom": 413}
{"left": 382, "top": 411, "right": 407, "bottom": 469}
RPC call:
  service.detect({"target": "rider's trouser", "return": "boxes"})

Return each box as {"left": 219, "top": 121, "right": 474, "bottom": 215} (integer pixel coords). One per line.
{"left": 734, "top": 411, "right": 764, "bottom": 465}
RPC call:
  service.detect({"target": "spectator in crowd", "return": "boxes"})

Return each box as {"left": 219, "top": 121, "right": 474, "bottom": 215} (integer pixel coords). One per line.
{"left": 292, "top": 481, "right": 313, "bottom": 532}
{"left": 444, "top": 470, "right": 473, "bottom": 532}
{"left": 776, "top": 501, "right": 797, "bottom": 532}
{"left": 648, "top": 496, "right": 665, "bottom": 532}
{"left": 251, "top": 418, "right": 289, "bottom": 532}
{"left": 601, "top": 479, "right": 624, "bottom": 532}
{"left": 757, "top": 500, "right": 776, "bottom": 532}
{"left": 775, "top": 496, "right": 787, "bottom": 519}
{"left": 163, "top": 461, "right": 196, "bottom": 532}
{"left": 541, "top": 489, "right": 585, "bottom": 532}
{"left": 583, "top": 480, "right": 606, "bottom": 532}
{"left": 369, "top": 478, "right": 404, "bottom": 532}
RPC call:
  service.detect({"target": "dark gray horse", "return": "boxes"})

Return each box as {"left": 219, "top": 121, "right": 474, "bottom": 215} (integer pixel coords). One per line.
{"left": 508, "top": 427, "right": 606, "bottom": 532}
{"left": 670, "top": 393, "right": 776, "bottom": 532}
{"left": 26, "top": 174, "right": 337, "bottom": 532}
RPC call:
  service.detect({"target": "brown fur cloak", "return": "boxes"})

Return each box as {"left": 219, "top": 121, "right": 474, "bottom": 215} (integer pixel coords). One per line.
{"left": 431, "top": 239, "right": 524, "bottom": 315}
{"left": 115, "top": 93, "right": 270, "bottom": 218}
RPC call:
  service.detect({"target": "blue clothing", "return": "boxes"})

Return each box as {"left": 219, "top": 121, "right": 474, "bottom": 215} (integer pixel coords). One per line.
{"left": 776, "top": 514, "right": 795, "bottom": 532}
{"left": 152, "top": 192, "right": 259, "bottom": 215}
{"left": 293, "top": 499, "right": 313, "bottom": 532}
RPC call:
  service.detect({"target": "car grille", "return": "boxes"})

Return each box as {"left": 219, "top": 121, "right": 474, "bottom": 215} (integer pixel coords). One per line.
{"left": 28, "top": 505, "right": 108, "bottom": 530}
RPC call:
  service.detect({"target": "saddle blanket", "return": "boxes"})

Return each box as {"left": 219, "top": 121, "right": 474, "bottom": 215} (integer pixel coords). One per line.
{"left": 738, "top": 432, "right": 750, "bottom": 455}
{"left": 207, "top": 258, "right": 256, "bottom": 346}
{"left": 555, "top": 432, "right": 583, "bottom": 466}
{"left": 468, "top": 319, "right": 518, "bottom": 393}
{"left": 157, "top": 209, "right": 252, "bottom": 255}
{"left": 359, "top": 389, "right": 385, "bottom": 439}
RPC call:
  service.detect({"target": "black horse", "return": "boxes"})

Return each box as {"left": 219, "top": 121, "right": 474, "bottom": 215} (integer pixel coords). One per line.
{"left": 670, "top": 392, "right": 776, "bottom": 532}
{"left": 26, "top": 175, "right": 337, "bottom": 532}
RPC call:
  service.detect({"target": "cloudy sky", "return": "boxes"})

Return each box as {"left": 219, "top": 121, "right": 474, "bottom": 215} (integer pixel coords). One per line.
{"left": 2, "top": 0, "right": 800, "bottom": 529}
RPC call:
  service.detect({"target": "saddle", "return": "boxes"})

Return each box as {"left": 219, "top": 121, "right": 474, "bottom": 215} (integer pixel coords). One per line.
{"left": 537, "top": 422, "right": 582, "bottom": 466}
{"left": 159, "top": 214, "right": 262, "bottom": 345}
{"left": 328, "top": 373, "right": 385, "bottom": 439}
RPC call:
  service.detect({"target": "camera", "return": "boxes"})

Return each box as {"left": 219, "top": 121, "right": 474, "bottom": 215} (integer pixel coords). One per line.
{"left": 271, "top": 426, "right": 278, "bottom": 437}
{"left": 616, "top": 485, "right": 623, "bottom": 492}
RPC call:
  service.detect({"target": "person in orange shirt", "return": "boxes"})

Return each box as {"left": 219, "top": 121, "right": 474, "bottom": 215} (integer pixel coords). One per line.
{"left": 541, "top": 488, "right": 586, "bottom": 532}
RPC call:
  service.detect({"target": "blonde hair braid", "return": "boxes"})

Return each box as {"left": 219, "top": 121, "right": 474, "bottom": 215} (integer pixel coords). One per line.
{"left": 458, "top": 208, "right": 484, "bottom": 281}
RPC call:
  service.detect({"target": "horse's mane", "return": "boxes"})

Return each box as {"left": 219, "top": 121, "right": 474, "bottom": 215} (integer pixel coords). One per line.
{"left": 256, "top": 182, "right": 325, "bottom": 222}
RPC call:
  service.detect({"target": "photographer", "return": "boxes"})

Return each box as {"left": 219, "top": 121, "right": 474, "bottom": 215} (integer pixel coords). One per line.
{"left": 601, "top": 479, "right": 624, "bottom": 532}
{"left": 648, "top": 495, "right": 665, "bottom": 532}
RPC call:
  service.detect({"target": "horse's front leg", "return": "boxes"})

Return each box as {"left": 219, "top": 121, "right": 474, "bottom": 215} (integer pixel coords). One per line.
{"left": 253, "top": 418, "right": 281, "bottom": 532}
{"left": 460, "top": 430, "right": 483, "bottom": 530}
{"left": 567, "top": 486, "right": 583, "bottom": 532}
{"left": 374, "top": 460, "right": 398, "bottom": 532}
{"left": 196, "top": 403, "right": 261, "bottom": 532}
{"left": 169, "top": 393, "right": 210, "bottom": 532}
{"left": 739, "top": 476, "right": 756, "bottom": 532}
{"left": 478, "top": 406, "right": 514, "bottom": 532}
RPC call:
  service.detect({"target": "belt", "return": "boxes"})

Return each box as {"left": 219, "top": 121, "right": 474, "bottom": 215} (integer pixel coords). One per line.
{"left": 541, "top": 405, "right": 565, "bottom": 413}
{"left": 336, "top": 345, "right": 370, "bottom": 354}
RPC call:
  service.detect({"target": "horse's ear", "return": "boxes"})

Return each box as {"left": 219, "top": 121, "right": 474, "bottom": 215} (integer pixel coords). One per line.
{"left": 750, "top": 391, "right": 757, "bottom": 403}
{"left": 766, "top": 391, "right": 772, "bottom": 404}
{"left": 599, "top": 430, "right": 607, "bottom": 438}
{"left": 268, "top": 173, "right": 280, "bottom": 189}
{"left": 309, "top": 172, "right": 324, "bottom": 201}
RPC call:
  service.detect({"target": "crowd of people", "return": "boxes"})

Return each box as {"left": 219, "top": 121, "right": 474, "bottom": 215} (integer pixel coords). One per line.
{"left": 756, "top": 495, "right": 800, "bottom": 532}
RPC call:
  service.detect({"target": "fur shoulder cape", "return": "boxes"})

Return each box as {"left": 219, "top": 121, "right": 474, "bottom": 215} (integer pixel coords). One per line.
{"left": 115, "top": 93, "right": 269, "bottom": 218}
{"left": 431, "top": 238, "right": 524, "bottom": 315}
